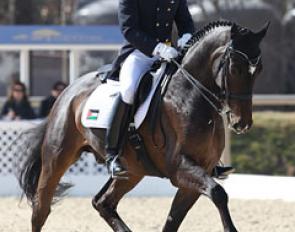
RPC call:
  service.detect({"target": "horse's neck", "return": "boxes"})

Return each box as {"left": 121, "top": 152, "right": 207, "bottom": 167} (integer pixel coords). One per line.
{"left": 182, "top": 30, "right": 229, "bottom": 87}
{"left": 164, "top": 30, "right": 229, "bottom": 129}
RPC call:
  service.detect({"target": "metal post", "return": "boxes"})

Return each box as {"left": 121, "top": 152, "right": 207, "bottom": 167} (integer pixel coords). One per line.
{"left": 20, "top": 49, "right": 30, "bottom": 93}
{"left": 61, "top": 51, "right": 69, "bottom": 83}
{"left": 61, "top": 0, "right": 68, "bottom": 83}
{"left": 69, "top": 49, "right": 80, "bottom": 84}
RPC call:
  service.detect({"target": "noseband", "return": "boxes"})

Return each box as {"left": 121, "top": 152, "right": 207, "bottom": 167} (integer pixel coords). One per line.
{"left": 172, "top": 42, "right": 261, "bottom": 116}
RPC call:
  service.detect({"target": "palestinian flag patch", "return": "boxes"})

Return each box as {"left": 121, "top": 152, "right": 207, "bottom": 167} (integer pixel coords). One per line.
{"left": 87, "top": 109, "right": 99, "bottom": 120}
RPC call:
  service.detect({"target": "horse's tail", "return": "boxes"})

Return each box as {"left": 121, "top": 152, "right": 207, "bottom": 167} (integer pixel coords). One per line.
{"left": 18, "top": 119, "right": 48, "bottom": 204}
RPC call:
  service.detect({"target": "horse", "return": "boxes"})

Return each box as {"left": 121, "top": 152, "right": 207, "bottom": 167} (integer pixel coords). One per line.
{"left": 18, "top": 21, "right": 268, "bottom": 232}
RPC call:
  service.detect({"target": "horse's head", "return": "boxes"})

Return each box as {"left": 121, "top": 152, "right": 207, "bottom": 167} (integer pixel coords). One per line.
{"left": 215, "top": 23, "right": 269, "bottom": 134}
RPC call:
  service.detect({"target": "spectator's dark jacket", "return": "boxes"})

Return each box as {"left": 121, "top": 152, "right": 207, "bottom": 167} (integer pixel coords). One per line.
{"left": 108, "top": 0, "right": 194, "bottom": 79}
{"left": 1, "top": 100, "right": 36, "bottom": 119}
{"left": 39, "top": 96, "right": 56, "bottom": 118}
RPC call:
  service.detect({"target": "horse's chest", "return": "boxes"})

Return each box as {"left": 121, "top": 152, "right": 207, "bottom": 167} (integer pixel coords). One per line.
{"left": 183, "top": 118, "right": 224, "bottom": 153}
{"left": 185, "top": 131, "right": 224, "bottom": 169}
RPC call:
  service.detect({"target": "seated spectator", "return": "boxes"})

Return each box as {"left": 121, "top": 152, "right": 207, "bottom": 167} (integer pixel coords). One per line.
{"left": 1, "top": 81, "right": 36, "bottom": 120}
{"left": 39, "top": 81, "right": 67, "bottom": 118}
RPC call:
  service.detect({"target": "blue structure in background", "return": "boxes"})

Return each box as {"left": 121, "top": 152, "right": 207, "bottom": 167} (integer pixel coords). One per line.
{"left": 0, "top": 25, "right": 124, "bottom": 45}
{"left": 0, "top": 25, "right": 123, "bottom": 89}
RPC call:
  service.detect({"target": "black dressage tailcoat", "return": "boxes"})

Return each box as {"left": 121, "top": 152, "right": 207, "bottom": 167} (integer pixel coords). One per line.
{"left": 108, "top": 0, "right": 195, "bottom": 79}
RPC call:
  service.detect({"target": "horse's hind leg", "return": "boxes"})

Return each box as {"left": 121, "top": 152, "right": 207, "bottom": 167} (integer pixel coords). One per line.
{"left": 92, "top": 175, "right": 143, "bottom": 232}
{"left": 163, "top": 188, "right": 201, "bottom": 232}
{"left": 171, "top": 155, "right": 238, "bottom": 232}
{"left": 31, "top": 147, "right": 79, "bottom": 232}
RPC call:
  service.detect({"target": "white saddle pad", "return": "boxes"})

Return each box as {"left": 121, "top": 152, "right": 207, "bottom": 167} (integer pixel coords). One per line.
{"left": 81, "top": 63, "right": 167, "bottom": 129}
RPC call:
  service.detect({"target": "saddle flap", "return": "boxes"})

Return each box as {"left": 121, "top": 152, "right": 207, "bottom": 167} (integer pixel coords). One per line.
{"left": 81, "top": 80, "right": 120, "bottom": 129}
{"left": 82, "top": 62, "right": 167, "bottom": 130}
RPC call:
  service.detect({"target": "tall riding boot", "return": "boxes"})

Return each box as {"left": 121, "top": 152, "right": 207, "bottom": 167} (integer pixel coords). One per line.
{"left": 105, "top": 94, "right": 131, "bottom": 178}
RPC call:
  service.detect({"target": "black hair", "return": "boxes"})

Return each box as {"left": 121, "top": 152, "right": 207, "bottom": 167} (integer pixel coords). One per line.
{"left": 52, "top": 81, "right": 67, "bottom": 91}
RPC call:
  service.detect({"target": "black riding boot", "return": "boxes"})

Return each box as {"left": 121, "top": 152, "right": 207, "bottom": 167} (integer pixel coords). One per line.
{"left": 105, "top": 94, "right": 131, "bottom": 178}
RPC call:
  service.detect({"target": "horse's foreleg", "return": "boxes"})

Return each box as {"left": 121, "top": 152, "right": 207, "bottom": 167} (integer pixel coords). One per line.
{"left": 171, "top": 155, "right": 238, "bottom": 232}
{"left": 92, "top": 175, "right": 143, "bottom": 232}
{"left": 163, "top": 188, "right": 201, "bottom": 232}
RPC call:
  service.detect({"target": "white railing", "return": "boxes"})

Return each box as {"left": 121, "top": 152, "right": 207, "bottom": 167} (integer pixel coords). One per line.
{"left": 0, "top": 95, "right": 294, "bottom": 196}
{"left": 1, "top": 94, "right": 294, "bottom": 167}
{"left": 0, "top": 120, "right": 107, "bottom": 176}
{"left": 254, "top": 94, "right": 295, "bottom": 105}
{"left": 0, "top": 44, "right": 120, "bottom": 92}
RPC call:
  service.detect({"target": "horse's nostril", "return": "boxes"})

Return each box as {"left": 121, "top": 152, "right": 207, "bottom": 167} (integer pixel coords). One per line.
{"left": 233, "top": 123, "right": 241, "bottom": 130}
{"left": 233, "top": 121, "right": 247, "bottom": 132}
{"left": 233, "top": 122, "right": 252, "bottom": 133}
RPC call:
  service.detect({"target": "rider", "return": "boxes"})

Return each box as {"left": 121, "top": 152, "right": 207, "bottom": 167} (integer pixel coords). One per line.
{"left": 106, "top": 0, "right": 233, "bottom": 178}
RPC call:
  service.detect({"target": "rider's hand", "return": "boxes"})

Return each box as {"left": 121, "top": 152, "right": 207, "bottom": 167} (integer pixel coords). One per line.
{"left": 152, "top": 43, "right": 178, "bottom": 61}
{"left": 177, "top": 33, "right": 192, "bottom": 49}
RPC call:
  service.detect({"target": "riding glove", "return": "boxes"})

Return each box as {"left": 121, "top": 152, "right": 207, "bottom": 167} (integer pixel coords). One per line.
{"left": 177, "top": 33, "right": 192, "bottom": 48}
{"left": 153, "top": 43, "right": 178, "bottom": 61}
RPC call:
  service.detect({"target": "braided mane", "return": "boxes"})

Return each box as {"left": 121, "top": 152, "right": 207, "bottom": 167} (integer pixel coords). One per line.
{"left": 180, "top": 20, "right": 236, "bottom": 56}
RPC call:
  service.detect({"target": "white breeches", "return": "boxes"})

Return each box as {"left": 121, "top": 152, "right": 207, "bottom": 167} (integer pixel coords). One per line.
{"left": 120, "top": 49, "right": 157, "bottom": 104}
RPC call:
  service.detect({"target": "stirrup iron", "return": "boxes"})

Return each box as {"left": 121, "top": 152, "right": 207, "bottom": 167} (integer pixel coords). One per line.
{"left": 109, "top": 155, "right": 128, "bottom": 180}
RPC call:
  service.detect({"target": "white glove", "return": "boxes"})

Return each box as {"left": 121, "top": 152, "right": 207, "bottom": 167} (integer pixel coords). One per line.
{"left": 177, "top": 33, "right": 192, "bottom": 48}
{"left": 152, "top": 43, "right": 178, "bottom": 61}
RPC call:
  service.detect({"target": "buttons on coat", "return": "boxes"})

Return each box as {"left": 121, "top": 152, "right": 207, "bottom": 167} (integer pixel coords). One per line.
{"left": 155, "top": 1, "right": 174, "bottom": 42}
{"left": 156, "top": 23, "right": 170, "bottom": 28}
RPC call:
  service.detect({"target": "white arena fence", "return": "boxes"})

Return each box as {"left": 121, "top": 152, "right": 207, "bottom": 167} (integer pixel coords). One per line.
{"left": 0, "top": 120, "right": 107, "bottom": 176}
{"left": 0, "top": 120, "right": 175, "bottom": 197}
{"left": 0, "top": 120, "right": 295, "bottom": 201}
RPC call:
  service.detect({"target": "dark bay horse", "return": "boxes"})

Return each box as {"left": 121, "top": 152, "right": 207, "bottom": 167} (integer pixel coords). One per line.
{"left": 19, "top": 21, "right": 268, "bottom": 232}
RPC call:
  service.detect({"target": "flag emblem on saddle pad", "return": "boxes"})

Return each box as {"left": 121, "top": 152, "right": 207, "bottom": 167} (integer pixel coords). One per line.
{"left": 87, "top": 109, "right": 100, "bottom": 120}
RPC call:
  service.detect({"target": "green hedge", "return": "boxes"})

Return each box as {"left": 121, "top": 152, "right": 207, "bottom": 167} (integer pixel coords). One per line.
{"left": 231, "top": 112, "right": 295, "bottom": 176}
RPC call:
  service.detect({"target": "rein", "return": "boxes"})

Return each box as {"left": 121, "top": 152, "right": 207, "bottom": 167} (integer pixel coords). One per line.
{"left": 218, "top": 45, "right": 260, "bottom": 102}
{"left": 172, "top": 59, "right": 226, "bottom": 116}
{"left": 172, "top": 43, "right": 261, "bottom": 116}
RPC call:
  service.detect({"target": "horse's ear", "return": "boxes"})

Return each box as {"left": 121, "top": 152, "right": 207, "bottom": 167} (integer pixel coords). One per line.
{"left": 231, "top": 24, "right": 240, "bottom": 40}
{"left": 255, "top": 21, "right": 270, "bottom": 43}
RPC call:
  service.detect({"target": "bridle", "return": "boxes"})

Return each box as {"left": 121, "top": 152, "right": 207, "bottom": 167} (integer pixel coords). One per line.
{"left": 172, "top": 42, "right": 261, "bottom": 116}
{"left": 218, "top": 44, "right": 261, "bottom": 102}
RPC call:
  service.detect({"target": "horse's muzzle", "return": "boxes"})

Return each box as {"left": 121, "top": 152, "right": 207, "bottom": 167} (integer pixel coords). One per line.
{"left": 227, "top": 112, "right": 253, "bottom": 134}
